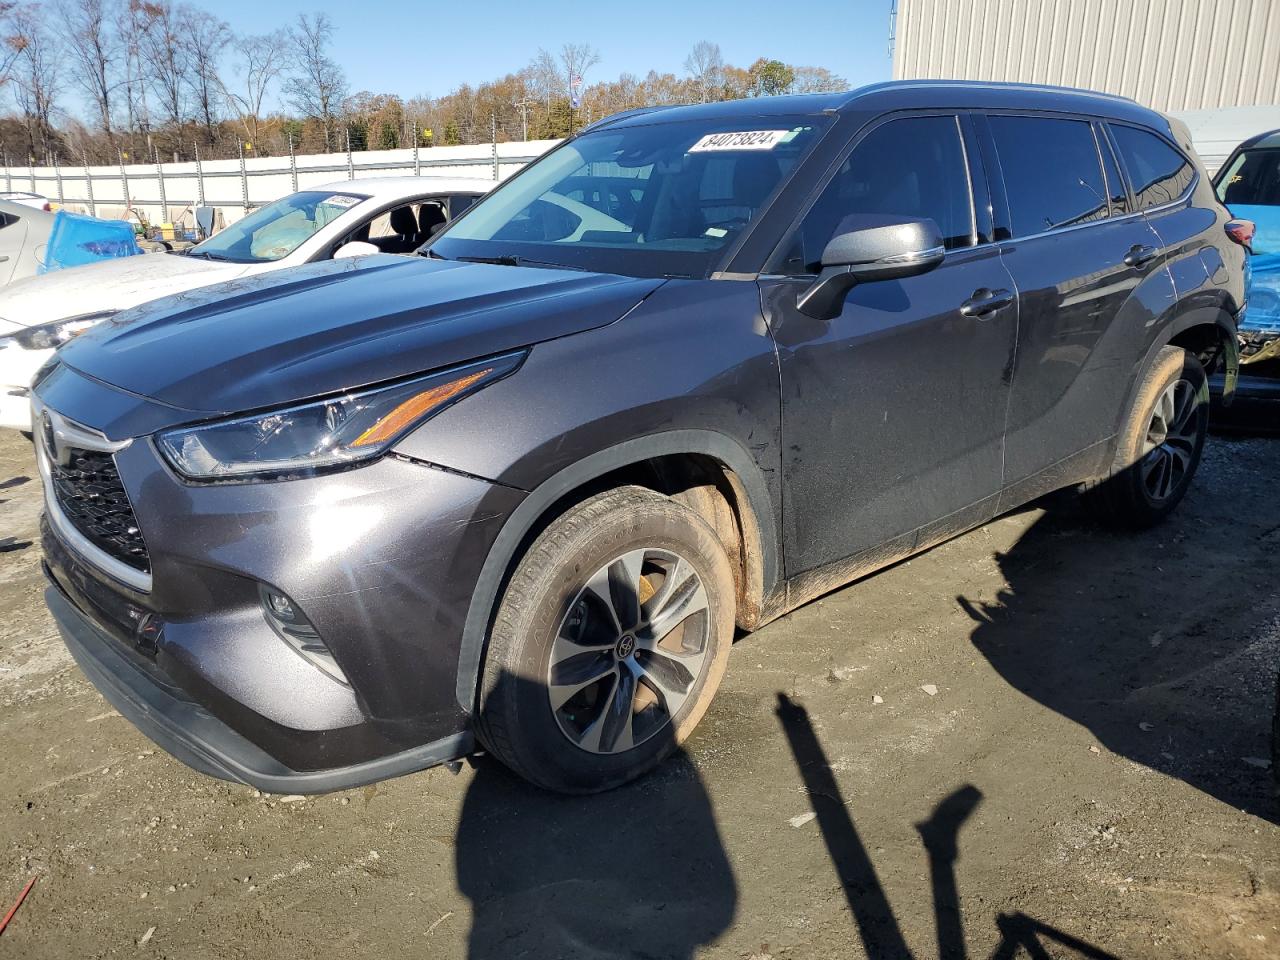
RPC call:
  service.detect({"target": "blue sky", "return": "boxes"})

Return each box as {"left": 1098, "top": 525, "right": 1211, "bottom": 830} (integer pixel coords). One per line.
{"left": 211, "top": 0, "right": 895, "bottom": 106}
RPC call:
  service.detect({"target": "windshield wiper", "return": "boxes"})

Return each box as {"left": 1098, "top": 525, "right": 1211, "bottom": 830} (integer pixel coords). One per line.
{"left": 455, "top": 253, "right": 587, "bottom": 272}
{"left": 186, "top": 249, "right": 233, "bottom": 261}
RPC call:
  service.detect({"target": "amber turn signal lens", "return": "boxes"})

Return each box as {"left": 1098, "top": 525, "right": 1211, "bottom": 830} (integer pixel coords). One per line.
{"left": 351, "top": 368, "right": 492, "bottom": 448}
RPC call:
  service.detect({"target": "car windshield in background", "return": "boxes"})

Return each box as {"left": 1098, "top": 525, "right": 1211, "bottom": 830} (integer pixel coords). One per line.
{"left": 431, "top": 116, "right": 831, "bottom": 278}
{"left": 188, "top": 190, "right": 367, "bottom": 264}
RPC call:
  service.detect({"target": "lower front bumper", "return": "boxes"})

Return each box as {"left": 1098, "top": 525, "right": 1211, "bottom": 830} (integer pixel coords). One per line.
{"left": 48, "top": 582, "right": 474, "bottom": 793}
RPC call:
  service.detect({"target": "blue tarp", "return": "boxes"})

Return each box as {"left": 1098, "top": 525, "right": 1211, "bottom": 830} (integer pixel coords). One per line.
{"left": 38, "top": 211, "right": 143, "bottom": 274}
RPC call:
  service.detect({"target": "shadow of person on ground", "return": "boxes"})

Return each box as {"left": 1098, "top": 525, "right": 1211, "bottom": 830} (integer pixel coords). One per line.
{"left": 776, "top": 692, "right": 1118, "bottom": 960}
{"left": 961, "top": 493, "right": 1279, "bottom": 823}
{"left": 456, "top": 669, "right": 736, "bottom": 960}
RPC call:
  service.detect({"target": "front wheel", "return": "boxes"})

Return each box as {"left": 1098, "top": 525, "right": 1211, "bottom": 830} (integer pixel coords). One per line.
{"left": 1087, "top": 345, "right": 1209, "bottom": 527}
{"left": 476, "top": 486, "right": 736, "bottom": 793}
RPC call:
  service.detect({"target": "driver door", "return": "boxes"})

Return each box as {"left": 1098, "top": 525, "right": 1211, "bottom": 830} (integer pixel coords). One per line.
{"left": 761, "top": 113, "right": 1019, "bottom": 576}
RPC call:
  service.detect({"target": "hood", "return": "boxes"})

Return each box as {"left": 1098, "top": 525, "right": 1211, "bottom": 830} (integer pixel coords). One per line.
{"left": 57, "top": 254, "right": 663, "bottom": 418}
{"left": 0, "top": 252, "right": 245, "bottom": 328}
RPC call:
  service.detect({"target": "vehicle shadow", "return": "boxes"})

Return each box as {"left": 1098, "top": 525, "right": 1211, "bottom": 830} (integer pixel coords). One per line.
{"left": 960, "top": 491, "right": 1279, "bottom": 823}
{"left": 776, "top": 693, "right": 1119, "bottom": 960}
{"left": 455, "top": 670, "right": 737, "bottom": 960}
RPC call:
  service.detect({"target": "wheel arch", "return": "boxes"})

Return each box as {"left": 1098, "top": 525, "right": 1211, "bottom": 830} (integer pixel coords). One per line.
{"left": 1113, "top": 302, "right": 1238, "bottom": 444}
{"left": 454, "top": 429, "right": 779, "bottom": 714}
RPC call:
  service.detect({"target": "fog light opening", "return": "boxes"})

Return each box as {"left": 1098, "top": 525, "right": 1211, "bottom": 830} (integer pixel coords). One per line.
{"left": 259, "top": 585, "right": 350, "bottom": 686}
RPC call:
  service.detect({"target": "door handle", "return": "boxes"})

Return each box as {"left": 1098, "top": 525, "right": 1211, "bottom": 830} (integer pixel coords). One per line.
{"left": 960, "top": 288, "right": 1014, "bottom": 318}
{"left": 1123, "top": 244, "right": 1160, "bottom": 268}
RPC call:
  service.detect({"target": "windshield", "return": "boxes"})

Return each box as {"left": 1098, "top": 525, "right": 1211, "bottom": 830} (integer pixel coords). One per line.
{"left": 431, "top": 116, "right": 831, "bottom": 278}
{"left": 190, "top": 190, "right": 367, "bottom": 263}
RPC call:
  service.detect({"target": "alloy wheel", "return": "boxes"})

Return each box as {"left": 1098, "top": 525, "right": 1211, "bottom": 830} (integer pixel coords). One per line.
{"left": 1140, "top": 378, "right": 1199, "bottom": 502}
{"left": 547, "top": 548, "right": 711, "bottom": 755}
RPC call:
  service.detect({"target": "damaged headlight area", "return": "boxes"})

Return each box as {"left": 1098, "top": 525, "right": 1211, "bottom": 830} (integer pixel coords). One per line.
{"left": 157, "top": 351, "right": 524, "bottom": 481}
{"left": 0, "top": 311, "right": 119, "bottom": 351}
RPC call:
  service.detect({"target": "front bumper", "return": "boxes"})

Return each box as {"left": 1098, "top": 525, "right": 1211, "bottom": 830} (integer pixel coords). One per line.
{"left": 47, "top": 580, "right": 473, "bottom": 792}
{"left": 35, "top": 379, "right": 524, "bottom": 788}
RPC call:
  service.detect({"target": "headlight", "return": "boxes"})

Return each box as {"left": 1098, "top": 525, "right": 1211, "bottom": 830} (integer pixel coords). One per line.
{"left": 156, "top": 352, "right": 523, "bottom": 481}
{"left": 2, "top": 311, "right": 118, "bottom": 351}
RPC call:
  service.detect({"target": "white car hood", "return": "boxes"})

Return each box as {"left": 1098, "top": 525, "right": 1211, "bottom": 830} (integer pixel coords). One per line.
{"left": 0, "top": 253, "right": 250, "bottom": 329}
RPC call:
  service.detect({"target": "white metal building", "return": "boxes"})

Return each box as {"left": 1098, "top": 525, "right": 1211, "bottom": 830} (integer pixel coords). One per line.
{"left": 891, "top": 0, "right": 1280, "bottom": 113}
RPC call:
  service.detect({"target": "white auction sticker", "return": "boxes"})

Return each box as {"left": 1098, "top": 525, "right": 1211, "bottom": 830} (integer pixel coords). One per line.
{"left": 688, "top": 130, "right": 789, "bottom": 153}
{"left": 322, "top": 194, "right": 362, "bottom": 208}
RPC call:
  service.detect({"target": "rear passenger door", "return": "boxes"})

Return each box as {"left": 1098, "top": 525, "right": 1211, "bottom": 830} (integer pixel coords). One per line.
{"left": 979, "top": 113, "right": 1175, "bottom": 497}
{"left": 1108, "top": 123, "right": 1221, "bottom": 319}
{"left": 762, "top": 113, "right": 1018, "bottom": 576}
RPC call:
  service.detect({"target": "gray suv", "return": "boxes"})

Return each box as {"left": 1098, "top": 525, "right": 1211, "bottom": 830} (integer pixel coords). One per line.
{"left": 35, "top": 82, "right": 1246, "bottom": 794}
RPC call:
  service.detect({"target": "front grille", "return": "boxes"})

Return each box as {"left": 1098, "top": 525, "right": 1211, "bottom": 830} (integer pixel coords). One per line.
{"left": 48, "top": 448, "right": 150, "bottom": 574}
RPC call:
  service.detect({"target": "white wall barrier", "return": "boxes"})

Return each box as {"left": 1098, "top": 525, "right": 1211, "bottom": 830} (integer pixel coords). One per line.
{"left": 4, "top": 139, "right": 561, "bottom": 229}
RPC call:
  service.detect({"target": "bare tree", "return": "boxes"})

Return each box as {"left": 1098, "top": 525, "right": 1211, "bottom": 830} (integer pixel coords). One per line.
{"left": 684, "top": 41, "right": 724, "bottom": 103}
{"left": 7, "top": 3, "right": 62, "bottom": 158}
{"left": 137, "top": 0, "right": 187, "bottom": 127}
{"left": 220, "top": 29, "right": 287, "bottom": 146}
{"left": 527, "top": 48, "right": 562, "bottom": 105}
{"left": 558, "top": 42, "right": 599, "bottom": 100}
{"left": 180, "top": 5, "right": 230, "bottom": 137}
{"left": 59, "top": 0, "right": 118, "bottom": 137}
{"left": 116, "top": 0, "right": 154, "bottom": 139}
{"left": 791, "top": 65, "right": 849, "bottom": 95}
{"left": 285, "top": 12, "right": 346, "bottom": 150}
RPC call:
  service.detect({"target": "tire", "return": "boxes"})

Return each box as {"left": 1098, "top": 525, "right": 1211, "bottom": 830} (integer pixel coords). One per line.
{"left": 476, "top": 485, "right": 736, "bottom": 793}
{"left": 1086, "top": 345, "right": 1209, "bottom": 528}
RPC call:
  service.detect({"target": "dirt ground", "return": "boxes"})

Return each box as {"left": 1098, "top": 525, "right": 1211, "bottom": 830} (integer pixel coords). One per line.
{"left": 0, "top": 426, "right": 1276, "bottom": 959}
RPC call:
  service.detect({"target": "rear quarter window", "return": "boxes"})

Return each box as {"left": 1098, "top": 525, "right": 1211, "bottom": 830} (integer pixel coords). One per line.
{"left": 1110, "top": 125, "right": 1195, "bottom": 210}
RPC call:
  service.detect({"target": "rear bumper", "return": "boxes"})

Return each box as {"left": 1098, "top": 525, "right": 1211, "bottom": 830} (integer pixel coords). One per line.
{"left": 48, "top": 580, "right": 473, "bottom": 793}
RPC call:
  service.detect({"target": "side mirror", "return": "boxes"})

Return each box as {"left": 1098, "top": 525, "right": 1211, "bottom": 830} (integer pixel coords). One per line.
{"left": 796, "top": 215, "right": 946, "bottom": 320}
{"left": 333, "top": 240, "right": 380, "bottom": 260}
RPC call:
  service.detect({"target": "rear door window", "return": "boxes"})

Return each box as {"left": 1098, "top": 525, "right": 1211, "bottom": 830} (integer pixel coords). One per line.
{"left": 1109, "top": 125, "right": 1195, "bottom": 210}
{"left": 782, "top": 114, "right": 975, "bottom": 274}
{"left": 988, "top": 115, "right": 1110, "bottom": 238}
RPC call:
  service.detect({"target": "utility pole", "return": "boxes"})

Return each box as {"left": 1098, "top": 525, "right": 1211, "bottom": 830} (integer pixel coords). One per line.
{"left": 513, "top": 97, "right": 532, "bottom": 141}
{"left": 238, "top": 141, "right": 248, "bottom": 212}
{"left": 491, "top": 114, "right": 499, "bottom": 181}
{"left": 154, "top": 144, "right": 167, "bottom": 223}
{"left": 193, "top": 141, "right": 205, "bottom": 207}
{"left": 82, "top": 151, "right": 96, "bottom": 217}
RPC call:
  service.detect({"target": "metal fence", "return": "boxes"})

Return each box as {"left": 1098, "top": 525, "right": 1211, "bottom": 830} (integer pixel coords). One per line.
{"left": 4, "top": 136, "right": 561, "bottom": 229}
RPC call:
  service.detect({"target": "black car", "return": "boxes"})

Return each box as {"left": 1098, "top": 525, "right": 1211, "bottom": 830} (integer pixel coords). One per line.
{"left": 35, "top": 81, "right": 1246, "bottom": 794}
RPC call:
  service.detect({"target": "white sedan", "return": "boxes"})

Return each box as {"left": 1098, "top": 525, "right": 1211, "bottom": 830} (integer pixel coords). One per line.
{"left": 0, "top": 176, "right": 492, "bottom": 431}
{"left": 0, "top": 191, "right": 52, "bottom": 211}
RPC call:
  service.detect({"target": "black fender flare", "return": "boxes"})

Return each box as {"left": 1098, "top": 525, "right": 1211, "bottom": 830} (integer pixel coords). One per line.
{"left": 453, "top": 429, "right": 780, "bottom": 712}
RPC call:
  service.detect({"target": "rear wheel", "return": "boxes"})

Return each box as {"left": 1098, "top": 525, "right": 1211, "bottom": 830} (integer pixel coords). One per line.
{"left": 1087, "top": 345, "right": 1209, "bottom": 527}
{"left": 476, "top": 486, "right": 735, "bottom": 793}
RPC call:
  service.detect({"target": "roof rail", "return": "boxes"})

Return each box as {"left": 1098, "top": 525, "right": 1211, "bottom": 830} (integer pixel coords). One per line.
{"left": 846, "top": 78, "right": 1141, "bottom": 108}
{"left": 578, "top": 105, "right": 676, "bottom": 134}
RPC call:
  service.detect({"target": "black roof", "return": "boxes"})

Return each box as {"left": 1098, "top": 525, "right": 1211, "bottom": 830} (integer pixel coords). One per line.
{"left": 596, "top": 79, "right": 1166, "bottom": 132}
{"left": 1239, "top": 128, "right": 1280, "bottom": 150}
